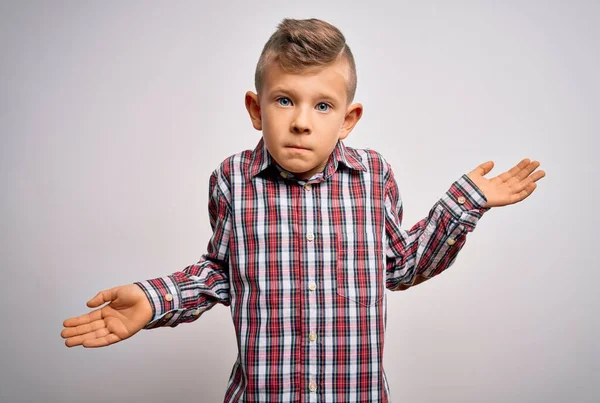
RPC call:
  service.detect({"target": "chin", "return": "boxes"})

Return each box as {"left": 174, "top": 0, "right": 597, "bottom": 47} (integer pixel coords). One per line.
{"left": 283, "top": 161, "right": 315, "bottom": 174}
{"left": 282, "top": 163, "right": 310, "bottom": 174}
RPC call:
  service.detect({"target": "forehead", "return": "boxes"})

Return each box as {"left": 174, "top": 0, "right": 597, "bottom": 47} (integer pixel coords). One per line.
{"left": 262, "top": 57, "right": 350, "bottom": 103}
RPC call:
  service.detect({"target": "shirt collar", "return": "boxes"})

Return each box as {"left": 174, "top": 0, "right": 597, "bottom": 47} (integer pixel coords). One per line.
{"left": 248, "top": 137, "right": 367, "bottom": 179}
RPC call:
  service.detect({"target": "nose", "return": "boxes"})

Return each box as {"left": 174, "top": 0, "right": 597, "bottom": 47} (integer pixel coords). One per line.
{"left": 291, "top": 106, "right": 311, "bottom": 134}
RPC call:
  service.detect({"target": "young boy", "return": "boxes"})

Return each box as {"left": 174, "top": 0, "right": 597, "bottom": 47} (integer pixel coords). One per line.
{"left": 61, "top": 18, "right": 545, "bottom": 402}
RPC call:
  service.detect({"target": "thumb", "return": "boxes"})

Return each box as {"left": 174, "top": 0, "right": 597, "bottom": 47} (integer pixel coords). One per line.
{"left": 475, "top": 161, "right": 494, "bottom": 177}
{"left": 87, "top": 287, "right": 119, "bottom": 308}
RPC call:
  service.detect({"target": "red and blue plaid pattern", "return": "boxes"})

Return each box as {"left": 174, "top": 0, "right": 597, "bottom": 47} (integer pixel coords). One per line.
{"left": 135, "top": 138, "right": 489, "bottom": 402}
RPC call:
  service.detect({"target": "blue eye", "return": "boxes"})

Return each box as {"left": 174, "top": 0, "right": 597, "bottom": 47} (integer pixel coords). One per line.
{"left": 317, "top": 103, "right": 330, "bottom": 112}
{"left": 277, "top": 97, "right": 291, "bottom": 106}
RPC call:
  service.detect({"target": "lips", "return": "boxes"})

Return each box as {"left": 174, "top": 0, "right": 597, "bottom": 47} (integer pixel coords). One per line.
{"left": 286, "top": 145, "right": 310, "bottom": 150}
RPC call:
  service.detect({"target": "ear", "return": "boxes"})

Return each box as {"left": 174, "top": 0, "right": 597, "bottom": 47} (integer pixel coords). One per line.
{"left": 245, "top": 91, "right": 262, "bottom": 131}
{"left": 338, "top": 103, "right": 363, "bottom": 140}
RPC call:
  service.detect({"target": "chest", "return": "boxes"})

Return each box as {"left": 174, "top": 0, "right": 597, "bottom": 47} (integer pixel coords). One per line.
{"left": 231, "top": 173, "right": 385, "bottom": 248}
{"left": 227, "top": 173, "right": 387, "bottom": 307}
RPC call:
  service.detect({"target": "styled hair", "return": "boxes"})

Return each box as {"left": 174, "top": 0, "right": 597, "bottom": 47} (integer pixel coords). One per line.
{"left": 254, "top": 18, "right": 357, "bottom": 104}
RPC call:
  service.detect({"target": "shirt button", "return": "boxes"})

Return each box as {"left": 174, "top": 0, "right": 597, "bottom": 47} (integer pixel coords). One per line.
{"left": 447, "top": 238, "right": 456, "bottom": 246}
{"left": 457, "top": 196, "right": 466, "bottom": 204}
{"left": 308, "top": 282, "right": 317, "bottom": 291}
{"left": 306, "top": 233, "right": 314, "bottom": 241}
{"left": 193, "top": 308, "right": 201, "bottom": 316}
{"left": 309, "top": 332, "right": 318, "bottom": 342}
{"left": 164, "top": 312, "right": 173, "bottom": 319}
{"left": 308, "top": 381, "right": 317, "bottom": 392}
{"left": 164, "top": 293, "right": 173, "bottom": 302}
{"left": 304, "top": 183, "right": 312, "bottom": 191}
{"left": 280, "top": 171, "right": 288, "bottom": 178}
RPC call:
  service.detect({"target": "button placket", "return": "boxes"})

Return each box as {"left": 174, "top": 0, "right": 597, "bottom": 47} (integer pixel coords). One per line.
{"left": 302, "top": 182, "right": 319, "bottom": 396}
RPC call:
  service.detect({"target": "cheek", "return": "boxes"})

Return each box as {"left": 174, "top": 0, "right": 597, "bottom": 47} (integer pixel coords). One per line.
{"left": 321, "top": 114, "right": 343, "bottom": 131}
{"left": 263, "top": 113, "right": 285, "bottom": 132}
{"left": 327, "top": 118, "right": 344, "bottom": 136}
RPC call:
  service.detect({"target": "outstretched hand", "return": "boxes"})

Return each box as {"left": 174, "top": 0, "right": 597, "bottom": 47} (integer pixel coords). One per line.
{"left": 61, "top": 284, "right": 153, "bottom": 348}
{"left": 467, "top": 158, "right": 546, "bottom": 208}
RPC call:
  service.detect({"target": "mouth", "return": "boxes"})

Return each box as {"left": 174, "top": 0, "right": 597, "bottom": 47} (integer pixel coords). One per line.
{"left": 285, "top": 145, "right": 311, "bottom": 151}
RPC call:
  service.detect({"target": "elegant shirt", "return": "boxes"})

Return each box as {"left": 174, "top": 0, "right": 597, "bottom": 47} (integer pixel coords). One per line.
{"left": 135, "top": 138, "right": 489, "bottom": 403}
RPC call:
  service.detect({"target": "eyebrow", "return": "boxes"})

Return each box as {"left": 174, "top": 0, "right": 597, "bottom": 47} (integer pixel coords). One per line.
{"left": 268, "top": 86, "right": 341, "bottom": 103}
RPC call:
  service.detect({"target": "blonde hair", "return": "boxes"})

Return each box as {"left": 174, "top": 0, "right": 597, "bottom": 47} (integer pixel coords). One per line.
{"left": 254, "top": 18, "right": 357, "bottom": 104}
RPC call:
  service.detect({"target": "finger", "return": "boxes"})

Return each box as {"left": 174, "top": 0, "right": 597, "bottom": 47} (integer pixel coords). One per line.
{"left": 474, "top": 161, "right": 494, "bottom": 177}
{"left": 83, "top": 333, "right": 121, "bottom": 348}
{"left": 65, "top": 327, "right": 110, "bottom": 348}
{"left": 87, "top": 287, "right": 119, "bottom": 308}
{"left": 532, "top": 169, "right": 546, "bottom": 181}
{"left": 512, "top": 170, "right": 546, "bottom": 194}
{"left": 497, "top": 158, "right": 530, "bottom": 183}
{"left": 63, "top": 308, "right": 104, "bottom": 328}
{"left": 515, "top": 160, "right": 541, "bottom": 181}
{"left": 513, "top": 182, "right": 537, "bottom": 203}
{"left": 61, "top": 319, "right": 106, "bottom": 338}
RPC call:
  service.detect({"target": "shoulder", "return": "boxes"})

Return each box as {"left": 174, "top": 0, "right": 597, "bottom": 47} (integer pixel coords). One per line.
{"left": 343, "top": 145, "right": 393, "bottom": 178}
{"left": 213, "top": 148, "right": 254, "bottom": 182}
{"left": 208, "top": 148, "right": 254, "bottom": 202}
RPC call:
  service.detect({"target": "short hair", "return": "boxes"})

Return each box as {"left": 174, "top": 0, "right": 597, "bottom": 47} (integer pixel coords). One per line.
{"left": 254, "top": 18, "right": 357, "bottom": 105}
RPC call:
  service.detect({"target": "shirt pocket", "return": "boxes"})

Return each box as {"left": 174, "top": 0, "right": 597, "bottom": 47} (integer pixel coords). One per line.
{"left": 335, "top": 237, "right": 385, "bottom": 307}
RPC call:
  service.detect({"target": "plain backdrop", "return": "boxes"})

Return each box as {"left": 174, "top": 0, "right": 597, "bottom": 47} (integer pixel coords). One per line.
{"left": 1, "top": 1, "right": 598, "bottom": 402}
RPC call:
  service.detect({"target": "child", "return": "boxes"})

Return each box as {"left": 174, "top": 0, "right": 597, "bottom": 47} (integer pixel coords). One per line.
{"left": 61, "top": 18, "right": 545, "bottom": 402}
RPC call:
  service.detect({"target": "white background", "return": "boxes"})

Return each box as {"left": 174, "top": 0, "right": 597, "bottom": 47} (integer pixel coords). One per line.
{"left": 1, "top": 1, "right": 598, "bottom": 402}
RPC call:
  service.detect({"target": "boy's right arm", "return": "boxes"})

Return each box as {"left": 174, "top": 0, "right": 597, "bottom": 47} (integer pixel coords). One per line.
{"left": 61, "top": 169, "right": 232, "bottom": 347}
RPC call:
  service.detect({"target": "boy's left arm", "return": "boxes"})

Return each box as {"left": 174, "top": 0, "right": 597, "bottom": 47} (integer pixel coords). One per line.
{"left": 385, "top": 158, "right": 545, "bottom": 291}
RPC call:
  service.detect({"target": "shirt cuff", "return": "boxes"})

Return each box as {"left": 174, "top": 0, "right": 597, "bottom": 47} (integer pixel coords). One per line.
{"left": 135, "top": 276, "right": 182, "bottom": 329}
{"left": 439, "top": 174, "right": 490, "bottom": 232}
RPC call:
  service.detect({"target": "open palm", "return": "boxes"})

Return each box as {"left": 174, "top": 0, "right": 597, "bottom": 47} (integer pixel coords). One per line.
{"left": 61, "top": 284, "right": 153, "bottom": 348}
{"left": 467, "top": 158, "right": 546, "bottom": 208}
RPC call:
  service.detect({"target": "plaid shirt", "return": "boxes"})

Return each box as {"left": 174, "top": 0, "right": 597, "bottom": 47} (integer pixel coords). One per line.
{"left": 135, "top": 138, "right": 489, "bottom": 402}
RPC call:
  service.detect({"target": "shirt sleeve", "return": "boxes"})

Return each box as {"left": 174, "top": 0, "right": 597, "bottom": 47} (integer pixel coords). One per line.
{"left": 384, "top": 163, "right": 490, "bottom": 291}
{"left": 134, "top": 169, "right": 232, "bottom": 328}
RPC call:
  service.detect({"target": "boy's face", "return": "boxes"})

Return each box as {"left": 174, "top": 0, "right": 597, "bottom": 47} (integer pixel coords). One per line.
{"left": 245, "top": 57, "right": 363, "bottom": 180}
